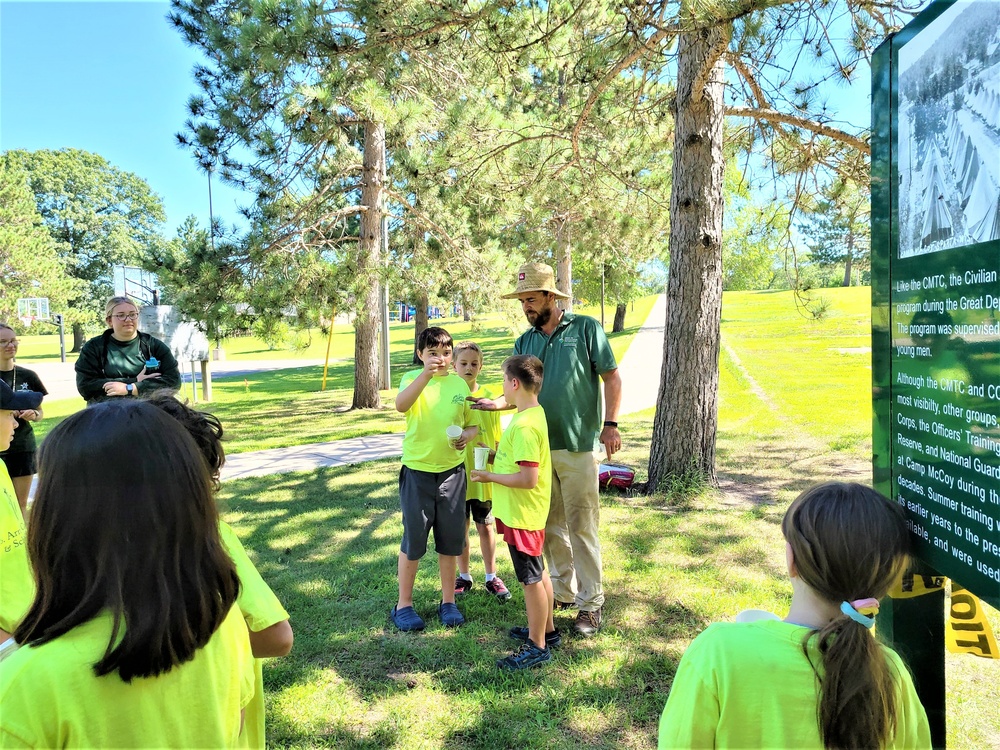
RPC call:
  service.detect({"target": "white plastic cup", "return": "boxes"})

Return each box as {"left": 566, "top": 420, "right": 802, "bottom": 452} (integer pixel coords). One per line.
{"left": 446, "top": 425, "right": 463, "bottom": 445}
{"left": 474, "top": 446, "right": 490, "bottom": 470}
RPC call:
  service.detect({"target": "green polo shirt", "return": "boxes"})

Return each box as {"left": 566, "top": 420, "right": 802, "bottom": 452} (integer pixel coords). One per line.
{"left": 513, "top": 313, "right": 617, "bottom": 452}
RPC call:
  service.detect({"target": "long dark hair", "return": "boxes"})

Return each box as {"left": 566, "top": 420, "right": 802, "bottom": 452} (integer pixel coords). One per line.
{"left": 782, "top": 482, "right": 911, "bottom": 749}
{"left": 146, "top": 391, "right": 226, "bottom": 490}
{"left": 15, "top": 400, "right": 240, "bottom": 682}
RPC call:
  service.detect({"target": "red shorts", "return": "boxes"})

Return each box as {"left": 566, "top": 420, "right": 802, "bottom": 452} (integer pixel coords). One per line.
{"left": 496, "top": 519, "right": 545, "bottom": 557}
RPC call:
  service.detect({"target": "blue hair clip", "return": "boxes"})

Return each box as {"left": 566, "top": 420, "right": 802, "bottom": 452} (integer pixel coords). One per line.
{"left": 840, "top": 600, "right": 876, "bottom": 629}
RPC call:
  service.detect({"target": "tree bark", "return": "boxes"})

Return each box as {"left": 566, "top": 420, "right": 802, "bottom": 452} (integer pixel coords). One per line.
{"left": 412, "top": 290, "right": 429, "bottom": 364}
{"left": 843, "top": 232, "right": 854, "bottom": 287}
{"left": 613, "top": 303, "right": 627, "bottom": 333}
{"left": 71, "top": 323, "right": 86, "bottom": 353}
{"left": 555, "top": 217, "right": 573, "bottom": 312}
{"left": 352, "top": 121, "right": 384, "bottom": 409}
{"left": 647, "top": 25, "right": 728, "bottom": 490}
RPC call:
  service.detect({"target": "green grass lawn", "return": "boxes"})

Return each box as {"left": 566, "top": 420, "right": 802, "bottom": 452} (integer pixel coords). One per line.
{"left": 212, "top": 286, "right": 997, "bottom": 748}
{"left": 30, "top": 296, "right": 658, "bottom": 453}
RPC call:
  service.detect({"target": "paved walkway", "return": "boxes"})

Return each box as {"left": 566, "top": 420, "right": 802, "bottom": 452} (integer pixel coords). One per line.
{"left": 29, "top": 299, "right": 666, "bottom": 491}
{"left": 26, "top": 357, "right": 332, "bottom": 402}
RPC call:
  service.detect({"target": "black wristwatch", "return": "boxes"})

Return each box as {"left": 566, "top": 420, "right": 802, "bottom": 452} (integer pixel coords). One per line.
{"left": 603, "top": 420, "right": 618, "bottom": 428}
{"left": 126, "top": 383, "right": 135, "bottom": 396}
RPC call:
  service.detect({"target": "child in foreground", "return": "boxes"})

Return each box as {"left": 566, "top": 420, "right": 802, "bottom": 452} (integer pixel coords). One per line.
{"left": 0, "top": 379, "right": 43, "bottom": 643}
{"left": 471, "top": 355, "right": 555, "bottom": 670}
{"left": 146, "top": 392, "right": 293, "bottom": 750}
{"left": 393, "top": 327, "right": 477, "bottom": 631}
{"left": 0, "top": 400, "right": 253, "bottom": 747}
{"left": 658, "top": 481, "right": 932, "bottom": 749}
{"left": 452, "top": 341, "right": 510, "bottom": 602}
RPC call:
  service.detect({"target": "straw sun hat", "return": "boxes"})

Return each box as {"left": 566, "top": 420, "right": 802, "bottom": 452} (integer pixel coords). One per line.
{"left": 501, "top": 262, "right": 571, "bottom": 300}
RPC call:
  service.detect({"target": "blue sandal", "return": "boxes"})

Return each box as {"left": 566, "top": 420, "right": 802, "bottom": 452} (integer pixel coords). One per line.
{"left": 438, "top": 602, "right": 465, "bottom": 628}
{"left": 391, "top": 605, "right": 425, "bottom": 631}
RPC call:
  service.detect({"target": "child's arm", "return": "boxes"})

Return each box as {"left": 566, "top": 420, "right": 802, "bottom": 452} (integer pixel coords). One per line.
{"left": 248, "top": 619, "right": 294, "bottom": 658}
{"left": 470, "top": 463, "right": 539, "bottom": 490}
{"left": 455, "top": 425, "right": 478, "bottom": 449}
{"left": 395, "top": 358, "right": 442, "bottom": 412}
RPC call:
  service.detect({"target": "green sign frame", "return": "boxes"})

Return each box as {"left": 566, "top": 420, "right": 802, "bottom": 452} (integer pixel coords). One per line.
{"left": 873, "top": 1, "right": 1000, "bottom": 744}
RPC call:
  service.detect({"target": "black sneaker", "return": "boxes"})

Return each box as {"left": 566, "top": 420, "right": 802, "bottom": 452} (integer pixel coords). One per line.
{"left": 497, "top": 641, "right": 551, "bottom": 670}
{"left": 454, "top": 576, "right": 472, "bottom": 595}
{"left": 509, "top": 626, "right": 562, "bottom": 648}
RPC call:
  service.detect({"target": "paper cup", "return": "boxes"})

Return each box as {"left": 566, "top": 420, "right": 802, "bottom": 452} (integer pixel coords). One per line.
{"left": 474, "top": 446, "right": 490, "bottom": 470}
{"left": 446, "top": 425, "right": 463, "bottom": 444}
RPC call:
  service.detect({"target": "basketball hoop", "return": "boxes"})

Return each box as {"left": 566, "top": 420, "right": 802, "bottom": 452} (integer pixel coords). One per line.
{"left": 19, "top": 316, "right": 34, "bottom": 329}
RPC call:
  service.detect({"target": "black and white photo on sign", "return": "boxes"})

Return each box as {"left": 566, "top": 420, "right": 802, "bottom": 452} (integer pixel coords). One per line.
{"left": 898, "top": 0, "right": 1000, "bottom": 259}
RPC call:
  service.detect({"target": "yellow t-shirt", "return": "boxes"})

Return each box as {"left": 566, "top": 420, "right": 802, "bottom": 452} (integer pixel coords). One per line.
{"left": 0, "top": 466, "right": 32, "bottom": 635}
{"left": 464, "top": 383, "right": 503, "bottom": 503}
{"left": 399, "top": 370, "right": 472, "bottom": 472}
{"left": 0, "top": 606, "right": 255, "bottom": 748}
{"left": 491, "top": 406, "right": 551, "bottom": 531}
{"left": 220, "top": 521, "right": 290, "bottom": 750}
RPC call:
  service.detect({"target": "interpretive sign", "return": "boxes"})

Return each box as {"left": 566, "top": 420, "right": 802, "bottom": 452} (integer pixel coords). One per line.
{"left": 873, "top": 0, "right": 1000, "bottom": 613}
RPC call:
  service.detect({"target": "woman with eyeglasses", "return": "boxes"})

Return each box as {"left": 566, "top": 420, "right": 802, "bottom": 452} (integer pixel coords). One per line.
{"left": 0, "top": 323, "right": 48, "bottom": 515}
{"left": 75, "top": 297, "right": 180, "bottom": 404}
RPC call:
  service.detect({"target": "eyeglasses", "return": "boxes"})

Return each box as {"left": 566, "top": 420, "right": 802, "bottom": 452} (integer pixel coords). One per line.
{"left": 112, "top": 313, "right": 139, "bottom": 322}
{"left": 0, "top": 339, "right": 17, "bottom": 347}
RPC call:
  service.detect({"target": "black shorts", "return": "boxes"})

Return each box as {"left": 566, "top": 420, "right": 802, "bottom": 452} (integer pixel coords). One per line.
{"left": 399, "top": 464, "right": 467, "bottom": 560}
{"left": 465, "top": 498, "right": 494, "bottom": 526}
{"left": 0, "top": 451, "right": 35, "bottom": 479}
{"left": 507, "top": 543, "right": 545, "bottom": 586}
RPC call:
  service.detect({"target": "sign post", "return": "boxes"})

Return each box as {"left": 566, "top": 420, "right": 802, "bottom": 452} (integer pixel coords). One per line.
{"left": 873, "top": 2, "right": 1000, "bottom": 745}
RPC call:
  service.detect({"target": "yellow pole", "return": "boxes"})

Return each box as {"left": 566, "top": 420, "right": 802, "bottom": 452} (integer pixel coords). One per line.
{"left": 321, "top": 308, "right": 335, "bottom": 391}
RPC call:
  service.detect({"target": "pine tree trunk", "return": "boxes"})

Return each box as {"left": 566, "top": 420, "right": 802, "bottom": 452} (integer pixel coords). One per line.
{"left": 613, "top": 303, "right": 627, "bottom": 332}
{"left": 555, "top": 217, "right": 572, "bottom": 312}
{"left": 352, "top": 121, "right": 384, "bottom": 409}
{"left": 412, "top": 290, "right": 429, "bottom": 364}
{"left": 842, "top": 233, "right": 854, "bottom": 287}
{"left": 647, "top": 26, "right": 728, "bottom": 490}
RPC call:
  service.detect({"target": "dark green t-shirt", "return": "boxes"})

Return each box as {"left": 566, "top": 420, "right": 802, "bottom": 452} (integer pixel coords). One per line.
{"left": 0, "top": 366, "right": 48, "bottom": 454}
{"left": 513, "top": 313, "right": 617, "bottom": 452}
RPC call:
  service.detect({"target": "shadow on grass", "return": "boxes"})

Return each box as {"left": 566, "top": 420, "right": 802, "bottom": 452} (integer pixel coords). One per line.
{"left": 219, "top": 456, "right": 789, "bottom": 748}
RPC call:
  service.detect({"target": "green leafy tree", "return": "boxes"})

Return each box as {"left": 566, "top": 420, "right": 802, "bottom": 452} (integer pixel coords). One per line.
{"left": 169, "top": 0, "right": 509, "bottom": 407}
{"left": 2, "top": 148, "right": 167, "bottom": 350}
{"left": 797, "top": 179, "right": 871, "bottom": 287}
{"left": 722, "top": 200, "right": 786, "bottom": 291}
{"left": 0, "top": 161, "right": 80, "bottom": 326}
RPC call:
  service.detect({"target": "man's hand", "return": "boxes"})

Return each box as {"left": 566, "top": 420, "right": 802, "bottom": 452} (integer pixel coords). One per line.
{"left": 468, "top": 397, "right": 499, "bottom": 411}
{"left": 454, "top": 426, "right": 478, "bottom": 450}
{"left": 599, "top": 425, "right": 621, "bottom": 458}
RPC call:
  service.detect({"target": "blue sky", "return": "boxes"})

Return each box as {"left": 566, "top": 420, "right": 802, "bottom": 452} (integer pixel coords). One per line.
{"left": 0, "top": 0, "right": 248, "bottom": 233}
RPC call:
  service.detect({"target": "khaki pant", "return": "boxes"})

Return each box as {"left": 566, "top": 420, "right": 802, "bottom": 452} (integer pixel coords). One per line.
{"left": 543, "top": 449, "right": 603, "bottom": 611}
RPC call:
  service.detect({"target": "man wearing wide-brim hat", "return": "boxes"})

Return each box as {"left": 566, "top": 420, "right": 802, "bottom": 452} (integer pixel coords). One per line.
{"left": 492, "top": 261, "right": 621, "bottom": 636}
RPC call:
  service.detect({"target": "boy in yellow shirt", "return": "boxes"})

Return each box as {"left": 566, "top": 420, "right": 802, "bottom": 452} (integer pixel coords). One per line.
{"left": 452, "top": 341, "right": 510, "bottom": 602}
{"left": 471, "top": 355, "right": 555, "bottom": 669}
{"left": 393, "top": 327, "right": 477, "bottom": 631}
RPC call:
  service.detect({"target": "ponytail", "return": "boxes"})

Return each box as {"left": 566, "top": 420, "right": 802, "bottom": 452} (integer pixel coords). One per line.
{"left": 783, "top": 482, "right": 911, "bottom": 749}
{"left": 807, "top": 612, "right": 899, "bottom": 749}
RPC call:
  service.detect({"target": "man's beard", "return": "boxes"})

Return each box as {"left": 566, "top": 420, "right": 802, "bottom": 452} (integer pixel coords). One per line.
{"left": 530, "top": 306, "right": 552, "bottom": 329}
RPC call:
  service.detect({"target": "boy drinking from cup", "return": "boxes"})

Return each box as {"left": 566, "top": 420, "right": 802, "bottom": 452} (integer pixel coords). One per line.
{"left": 392, "top": 327, "right": 477, "bottom": 631}
{"left": 452, "top": 341, "right": 510, "bottom": 602}
{"left": 471, "top": 355, "right": 555, "bottom": 669}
